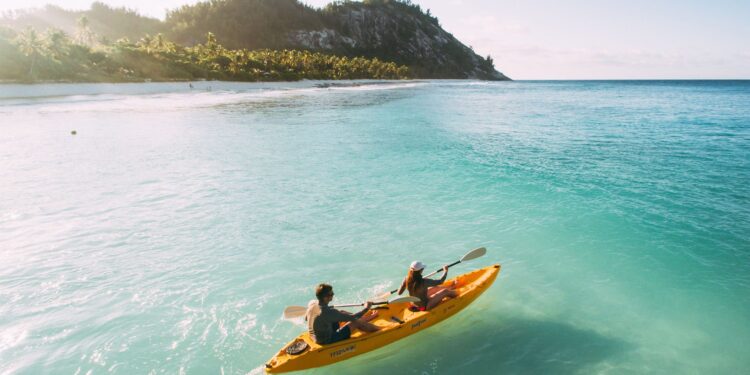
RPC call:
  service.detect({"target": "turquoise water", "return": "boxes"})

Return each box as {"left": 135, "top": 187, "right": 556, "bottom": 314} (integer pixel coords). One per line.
{"left": 1, "top": 80, "right": 749, "bottom": 374}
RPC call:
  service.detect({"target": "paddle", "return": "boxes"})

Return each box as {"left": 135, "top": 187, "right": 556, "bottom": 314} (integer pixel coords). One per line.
{"left": 423, "top": 247, "right": 486, "bottom": 278}
{"left": 378, "top": 247, "right": 487, "bottom": 299}
{"left": 334, "top": 295, "right": 420, "bottom": 333}
{"left": 283, "top": 296, "right": 420, "bottom": 320}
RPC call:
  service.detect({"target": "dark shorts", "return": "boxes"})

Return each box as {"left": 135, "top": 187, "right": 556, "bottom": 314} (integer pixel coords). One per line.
{"left": 328, "top": 324, "right": 351, "bottom": 344}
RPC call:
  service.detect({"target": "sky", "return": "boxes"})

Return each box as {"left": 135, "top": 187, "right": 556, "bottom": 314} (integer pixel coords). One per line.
{"left": 2, "top": 0, "right": 749, "bottom": 79}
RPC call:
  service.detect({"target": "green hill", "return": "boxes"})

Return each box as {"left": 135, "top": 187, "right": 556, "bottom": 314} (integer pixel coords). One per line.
{"left": 166, "top": 0, "right": 507, "bottom": 79}
{"left": 1, "top": 0, "right": 509, "bottom": 81}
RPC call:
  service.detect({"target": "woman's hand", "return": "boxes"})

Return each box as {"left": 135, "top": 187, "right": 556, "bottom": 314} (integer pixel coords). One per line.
{"left": 442, "top": 265, "right": 449, "bottom": 273}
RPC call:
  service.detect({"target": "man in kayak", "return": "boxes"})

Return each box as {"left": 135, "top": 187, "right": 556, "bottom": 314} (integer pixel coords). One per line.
{"left": 306, "top": 284, "right": 380, "bottom": 345}
{"left": 397, "top": 261, "right": 457, "bottom": 311}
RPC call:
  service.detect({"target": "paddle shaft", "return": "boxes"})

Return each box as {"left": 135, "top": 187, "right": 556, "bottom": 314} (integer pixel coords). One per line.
{"left": 424, "top": 260, "right": 461, "bottom": 279}
{"left": 335, "top": 300, "right": 391, "bottom": 332}
{"left": 333, "top": 301, "right": 388, "bottom": 308}
{"left": 333, "top": 296, "right": 420, "bottom": 331}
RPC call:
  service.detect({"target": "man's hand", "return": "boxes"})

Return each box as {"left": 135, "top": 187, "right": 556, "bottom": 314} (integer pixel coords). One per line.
{"left": 364, "top": 301, "right": 373, "bottom": 310}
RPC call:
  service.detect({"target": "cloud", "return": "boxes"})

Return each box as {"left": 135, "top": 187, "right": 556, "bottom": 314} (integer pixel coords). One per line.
{"left": 451, "top": 15, "right": 528, "bottom": 38}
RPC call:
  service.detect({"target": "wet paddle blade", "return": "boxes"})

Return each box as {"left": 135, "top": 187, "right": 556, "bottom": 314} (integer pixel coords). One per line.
{"left": 283, "top": 306, "right": 307, "bottom": 320}
{"left": 388, "top": 296, "right": 420, "bottom": 304}
{"left": 460, "top": 247, "right": 486, "bottom": 262}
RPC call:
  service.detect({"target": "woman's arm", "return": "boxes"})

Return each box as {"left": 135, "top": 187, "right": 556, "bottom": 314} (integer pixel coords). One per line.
{"left": 397, "top": 278, "right": 406, "bottom": 295}
{"left": 438, "top": 265, "right": 449, "bottom": 283}
{"left": 424, "top": 266, "right": 451, "bottom": 287}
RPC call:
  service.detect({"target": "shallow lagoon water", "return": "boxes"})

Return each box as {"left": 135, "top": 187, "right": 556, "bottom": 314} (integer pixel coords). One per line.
{"left": 1, "top": 80, "right": 749, "bottom": 374}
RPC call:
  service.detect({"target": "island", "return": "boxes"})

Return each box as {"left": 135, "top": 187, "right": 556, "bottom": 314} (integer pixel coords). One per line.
{"left": 0, "top": 0, "right": 510, "bottom": 83}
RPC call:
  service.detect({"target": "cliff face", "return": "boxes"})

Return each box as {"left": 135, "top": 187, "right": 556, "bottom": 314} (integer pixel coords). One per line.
{"left": 291, "top": 2, "right": 508, "bottom": 80}
{"left": 166, "top": 0, "right": 509, "bottom": 80}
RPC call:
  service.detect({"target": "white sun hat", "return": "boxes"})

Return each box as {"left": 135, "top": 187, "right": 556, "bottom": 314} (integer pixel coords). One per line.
{"left": 409, "top": 261, "right": 426, "bottom": 271}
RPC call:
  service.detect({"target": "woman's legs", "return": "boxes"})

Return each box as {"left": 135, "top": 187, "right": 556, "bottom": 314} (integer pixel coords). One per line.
{"left": 426, "top": 288, "right": 457, "bottom": 310}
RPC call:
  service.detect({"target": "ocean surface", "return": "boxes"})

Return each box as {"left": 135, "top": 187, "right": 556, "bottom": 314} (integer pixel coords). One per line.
{"left": 1, "top": 80, "right": 749, "bottom": 374}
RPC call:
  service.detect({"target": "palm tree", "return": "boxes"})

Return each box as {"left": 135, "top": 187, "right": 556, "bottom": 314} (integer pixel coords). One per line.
{"left": 44, "top": 29, "right": 69, "bottom": 60}
{"left": 205, "top": 32, "right": 219, "bottom": 57}
{"left": 75, "top": 16, "right": 95, "bottom": 46}
{"left": 151, "top": 33, "right": 176, "bottom": 53}
{"left": 16, "top": 27, "right": 42, "bottom": 78}
{"left": 137, "top": 34, "right": 154, "bottom": 54}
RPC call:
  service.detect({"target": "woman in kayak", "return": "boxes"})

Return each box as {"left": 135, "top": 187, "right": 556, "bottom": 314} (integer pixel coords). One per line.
{"left": 397, "top": 261, "right": 457, "bottom": 311}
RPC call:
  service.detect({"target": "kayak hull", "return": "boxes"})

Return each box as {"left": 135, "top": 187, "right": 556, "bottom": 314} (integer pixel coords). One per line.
{"left": 265, "top": 264, "right": 501, "bottom": 373}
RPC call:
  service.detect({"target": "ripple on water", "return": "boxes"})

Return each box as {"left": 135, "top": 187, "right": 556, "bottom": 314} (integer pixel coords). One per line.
{"left": 0, "top": 80, "right": 749, "bottom": 374}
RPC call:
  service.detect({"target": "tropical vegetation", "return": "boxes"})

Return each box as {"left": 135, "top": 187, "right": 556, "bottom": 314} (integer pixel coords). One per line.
{"left": 0, "top": 25, "right": 409, "bottom": 82}
{"left": 1, "top": 0, "right": 504, "bottom": 80}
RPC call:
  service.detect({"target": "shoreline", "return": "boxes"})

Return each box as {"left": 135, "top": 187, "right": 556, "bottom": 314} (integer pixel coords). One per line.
{"left": 0, "top": 79, "right": 430, "bottom": 100}
{"left": 6, "top": 78, "right": 749, "bottom": 86}
{"left": 0, "top": 77, "right": 413, "bottom": 85}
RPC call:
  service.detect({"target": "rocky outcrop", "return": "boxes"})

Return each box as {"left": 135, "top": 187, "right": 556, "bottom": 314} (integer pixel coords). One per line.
{"left": 165, "top": 0, "right": 509, "bottom": 80}
{"left": 289, "top": 2, "right": 509, "bottom": 80}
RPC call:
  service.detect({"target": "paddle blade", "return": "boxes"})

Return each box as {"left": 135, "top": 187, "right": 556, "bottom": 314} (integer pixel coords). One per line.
{"left": 388, "top": 296, "right": 420, "bottom": 304}
{"left": 461, "top": 247, "right": 487, "bottom": 262}
{"left": 373, "top": 290, "right": 394, "bottom": 302}
{"left": 283, "top": 306, "right": 307, "bottom": 320}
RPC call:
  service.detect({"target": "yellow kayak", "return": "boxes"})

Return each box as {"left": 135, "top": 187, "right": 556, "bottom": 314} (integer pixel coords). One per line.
{"left": 265, "top": 264, "right": 501, "bottom": 373}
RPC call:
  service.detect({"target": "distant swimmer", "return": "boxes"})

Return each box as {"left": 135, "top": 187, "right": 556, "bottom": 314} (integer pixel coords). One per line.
{"left": 189, "top": 83, "right": 193, "bottom": 89}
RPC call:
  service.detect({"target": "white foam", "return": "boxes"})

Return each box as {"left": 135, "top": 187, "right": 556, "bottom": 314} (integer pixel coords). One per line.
{"left": 0, "top": 81, "right": 426, "bottom": 115}
{"left": 323, "top": 81, "right": 424, "bottom": 91}
{"left": 0, "top": 327, "right": 28, "bottom": 353}
{"left": 235, "top": 314, "right": 258, "bottom": 336}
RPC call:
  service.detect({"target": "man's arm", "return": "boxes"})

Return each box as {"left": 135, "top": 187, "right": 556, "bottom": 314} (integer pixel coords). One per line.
{"left": 330, "top": 303, "right": 371, "bottom": 322}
